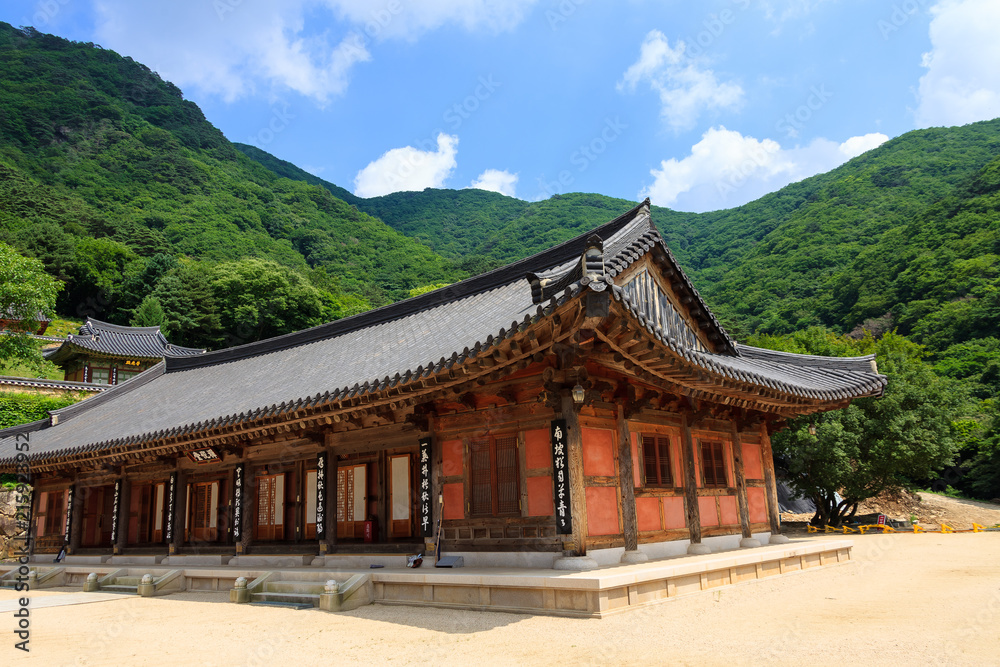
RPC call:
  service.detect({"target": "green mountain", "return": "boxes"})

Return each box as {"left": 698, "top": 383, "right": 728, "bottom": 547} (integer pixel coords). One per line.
{"left": 241, "top": 122, "right": 1000, "bottom": 356}
{"left": 0, "top": 23, "right": 464, "bottom": 344}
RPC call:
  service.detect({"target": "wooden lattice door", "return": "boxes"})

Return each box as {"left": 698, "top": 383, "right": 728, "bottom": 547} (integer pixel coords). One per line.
{"left": 337, "top": 465, "right": 367, "bottom": 539}
{"left": 81, "top": 486, "right": 113, "bottom": 548}
{"left": 255, "top": 474, "right": 284, "bottom": 541}
{"left": 190, "top": 482, "right": 217, "bottom": 542}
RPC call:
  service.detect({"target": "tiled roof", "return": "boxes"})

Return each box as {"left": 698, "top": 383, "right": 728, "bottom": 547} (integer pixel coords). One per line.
{"left": 43, "top": 319, "right": 205, "bottom": 363}
{"left": 0, "top": 375, "right": 108, "bottom": 393}
{"left": 0, "top": 200, "right": 886, "bottom": 465}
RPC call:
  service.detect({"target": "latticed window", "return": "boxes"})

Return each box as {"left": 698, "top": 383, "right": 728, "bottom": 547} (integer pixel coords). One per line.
{"left": 642, "top": 435, "right": 673, "bottom": 486}
{"left": 469, "top": 434, "right": 520, "bottom": 517}
{"left": 701, "top": 441, "right": 727, "bottom": 487}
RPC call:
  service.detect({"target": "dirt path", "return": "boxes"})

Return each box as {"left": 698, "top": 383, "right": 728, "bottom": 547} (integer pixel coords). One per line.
{"left": 4, "top": 533, "right": 1000, "bottom": 666}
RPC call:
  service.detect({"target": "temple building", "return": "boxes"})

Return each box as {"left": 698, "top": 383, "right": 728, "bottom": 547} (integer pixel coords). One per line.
{"left": 43, "top": 318, "right": 205, "bottom": 385}
{"left": 0, "top": 201, "right": 885, "bottom": 568}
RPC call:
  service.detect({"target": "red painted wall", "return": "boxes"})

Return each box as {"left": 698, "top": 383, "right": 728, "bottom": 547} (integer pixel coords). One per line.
{"left": 719, "top": 495, "right": 739, "bottom": 526}
{"left": 582, "top": 428, "right": 616, "bottom": 477}
{"left": 441, "top": 439, "right": 463, "bottom": 476}
{"left": 524, "top": 429, "right": 550, "bottom": 470}
{"left": 526, "top": 476, "right": 554, "bottom": 516}
{"left": 585, "top": 486, "right": 620, "bottom": 536}
{"left": 742, "top": 442, "right": 764, "bottom": 480}
{"left": 636, "top": 496, "right": 661, "bottom": 532}
{"left": 662, "top": 497, "right": 686, "bottom": 530}
{"left": 698, "top": 496, "right": 719, "bottom": 526}
{"left": 748, "top": 487, "right": 768, "bottom": 523}
{"left": 442, "top": 482, "right": 464, "bottom": 519}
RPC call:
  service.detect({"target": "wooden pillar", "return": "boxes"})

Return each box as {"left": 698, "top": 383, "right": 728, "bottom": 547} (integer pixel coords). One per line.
{"left": 27, "top": 486, "right": 40, "bottom": 558}
{"left": 561, "top": 393, "right": 589, "bottom": 556}
{"left": 377, "top": 450, "right": 387, "bottom": 543}
{"left": 760, "top": 422, "right": 783, "bottom": 536}
{"left": 729, "top": 423, "right": 754, "bottom": 542}
{"left": 616, "top": 404, "right": 638, "bottom": 553}
{"left": 326, "top": 449, "right": 337, "bottom": 549}
{"left": 680, "top": 414, "right": 703, "bottom": 546}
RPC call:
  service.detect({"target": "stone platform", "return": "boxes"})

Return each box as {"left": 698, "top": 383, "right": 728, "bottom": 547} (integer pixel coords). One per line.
{"left": 0, "top": 539, "right": 851, "bottom": 618}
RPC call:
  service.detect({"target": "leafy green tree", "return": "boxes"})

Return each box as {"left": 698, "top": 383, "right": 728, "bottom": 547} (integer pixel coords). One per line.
{"left": 131, "top": 294, "right": 165, "bottom": 327}
{"left": 152, "top": 261, "right": 221, "bottom": 350}
{"left": 210, "top": 258, "right": 329, "bottom": 346}
{"left": 0, "top": 242, "right": 61, "bottom": 372}
{"left": 756, "top": 330, "right": 966, "bottom": 526}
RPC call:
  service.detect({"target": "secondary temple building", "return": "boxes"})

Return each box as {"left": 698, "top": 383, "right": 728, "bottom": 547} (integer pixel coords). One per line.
{"left": 44, "top": 318, "right": 205, "bottom": 385}
{"left": 0, "top": 201, "right": 885, "bottom": 567}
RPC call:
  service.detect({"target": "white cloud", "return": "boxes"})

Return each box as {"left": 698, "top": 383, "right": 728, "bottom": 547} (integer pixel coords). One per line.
{"left": 469, "top": 169, "right": 518, "bottom": 197}
{"left": 641, "top": 126, "right": 888, "bottom": 212}
{"left": 354, "top": 133, "right": 459, "bottom": 198}
{"left": 838, "top": 133, "right": 890, "bottom": 159}
{"left": 915, "top": 0, "right": 1000, "bottom": 128}
{"left": 325, "top": 0, "right": 540, "bottom": 39}
{"left": 618, "top": 30, "right": 744, "bottom": 132}
{"left": 93, "top": 0, "right": 370, "bottom": 103}
{"left": 91, "top": 0, "right": 537, "bottom": 103}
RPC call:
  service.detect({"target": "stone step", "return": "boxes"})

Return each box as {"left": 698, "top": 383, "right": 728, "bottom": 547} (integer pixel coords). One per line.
{"left": 268, "top": 571, "right": 346, "bottom": 582}
{"left": 250, "top": 600, "right": 314, "bottom": 610}
{"left": 114, "top": 577, "right": 144, "bottom": 586}
{"left": 252, "top": 591, "right": 321, "bottom": 606}
{"left": 263, "top": 581, "right": 328, "bottom": 595}
{"left": 101, "top": 585, "right": 138, "bottom": 594}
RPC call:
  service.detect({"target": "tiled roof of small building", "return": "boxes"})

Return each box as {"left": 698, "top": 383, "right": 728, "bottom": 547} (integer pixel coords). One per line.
{"left": 0, "top": 200, "right": 886, "bottom": 464}
{"left": 43, "top": 319, "right": 205, "bottom": 364}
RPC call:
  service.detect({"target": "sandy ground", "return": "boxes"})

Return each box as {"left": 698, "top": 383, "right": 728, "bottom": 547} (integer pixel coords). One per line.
{"left": 3, "top": 533, "right": 1000, "bottom": 667}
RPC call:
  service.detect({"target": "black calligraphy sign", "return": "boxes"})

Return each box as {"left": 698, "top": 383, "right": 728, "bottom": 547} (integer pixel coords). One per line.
{"left": 110, "top": 480, "right": 121, "bottom": 545}
{"left": 165, "top": 472, "right": 177, "bottom": 542}
{"left": 551, "top": 419, "right": 572, "bottom": 534}
{"left": 232, "top": 463, "right": 244, "bottom": 540}
{"left": 419, "top": 438, "right": 433, "bottom": 537}
{"left": 63, "top": 486, "right": 74, "bottom": 544}
{"left": 315, "top": 453, "right": 327, "bottom": 540}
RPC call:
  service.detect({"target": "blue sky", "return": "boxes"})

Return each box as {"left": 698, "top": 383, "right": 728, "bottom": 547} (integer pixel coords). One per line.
{"left": 4, "top": 0, "right": 1000, "bottom": 212}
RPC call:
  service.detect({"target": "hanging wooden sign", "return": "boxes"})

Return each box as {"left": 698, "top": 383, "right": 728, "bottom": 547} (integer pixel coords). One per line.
{"left": 185, "top": 447, "right": 220, "bottom": 464}
{"left": 165, "top": 472, "right": 177, "bottom": 542}
{"left": 419, "top": 438, "right": 433, "bottom": 537}
{"left": 315, "top": 453, "right": 327, "bottom": 540}
{"left": 63, "top": 486, "right": 74, "bottom": 544}
{"left": 551, "top": 419, "right": 573, "bottom": 534}
{"left": 232, "top": 463, "right": 244, "bottom": 541}
{"left": 110, "top": 480, "right": 121, "bottom": 545}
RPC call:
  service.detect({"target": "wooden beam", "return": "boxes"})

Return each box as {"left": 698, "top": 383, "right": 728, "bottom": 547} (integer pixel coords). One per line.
{"left": 680, "top": 413, "right": 702, "bottom": 547}
{"left": 561, "top": 392, "right": 589, "bottom": 556}
{"left": 760, "top": 421, "right": 783, "bottom": 537}
{"left": 616, "top": 404, "right": 638, "bottom": 553}
{"left": 729, "top": 421, "right": 753, "bottom": 541}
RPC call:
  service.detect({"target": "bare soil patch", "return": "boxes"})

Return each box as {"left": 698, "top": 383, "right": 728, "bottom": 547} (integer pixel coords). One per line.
{"left": 783, "top": 489, "right": 1000, "bottom": 531}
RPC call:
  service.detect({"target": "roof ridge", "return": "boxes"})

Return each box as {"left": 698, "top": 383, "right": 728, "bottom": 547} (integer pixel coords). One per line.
{"left": 166, "top": 199, "right": 652, "bottom": 373}
{"left": 84, "top": 318, "right": 162, "bottom": 335}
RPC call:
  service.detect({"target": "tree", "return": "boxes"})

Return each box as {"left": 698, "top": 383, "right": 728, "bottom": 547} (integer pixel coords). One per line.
{"left": 758, "top": 330, "right": 966, "bottom": 527}
{"left": 0, "top": 242, "right": 61, "bottom": 372}
{"left": 131, "top": 294, "right": 165, "bottom": 327}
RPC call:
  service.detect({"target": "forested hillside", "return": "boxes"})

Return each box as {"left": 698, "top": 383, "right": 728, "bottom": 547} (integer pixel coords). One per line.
{"left": 0, "top": 23, "right": 464, "bottom": 349}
